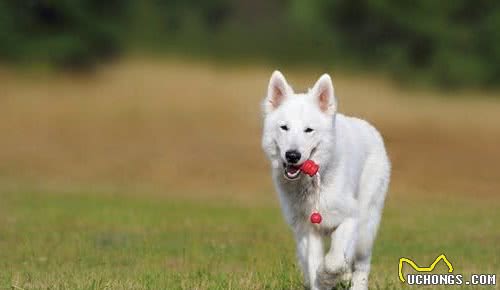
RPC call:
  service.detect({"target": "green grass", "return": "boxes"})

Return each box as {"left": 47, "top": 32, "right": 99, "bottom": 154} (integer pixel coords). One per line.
{"left": 0, "top": 188, "right": 498, "bottom": 289}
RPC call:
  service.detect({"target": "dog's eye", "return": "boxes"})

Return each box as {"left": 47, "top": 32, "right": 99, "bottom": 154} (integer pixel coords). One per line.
{"left": 304, "top": 128, "right": 314, "bottom": 133}
{"left": 280, "top": 125, "right": 289, "bottom": 131}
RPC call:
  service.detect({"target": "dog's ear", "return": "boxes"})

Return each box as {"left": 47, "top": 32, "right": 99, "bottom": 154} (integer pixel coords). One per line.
{"left": 263, "top": 70, "right": 292, "bottom": 114}
{"left": 312, "top": 74, "right": 336, "bottom": 115}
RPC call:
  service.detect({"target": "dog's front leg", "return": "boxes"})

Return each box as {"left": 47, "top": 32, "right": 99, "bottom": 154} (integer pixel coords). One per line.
{"left": 294, "top": 227, "right": 309, "bottom": 287}
{"left": 306, "top": 229, "right": 324, "bottom": 290}
{"left": 318, "top": 217, "right": 358, "bottom": 288}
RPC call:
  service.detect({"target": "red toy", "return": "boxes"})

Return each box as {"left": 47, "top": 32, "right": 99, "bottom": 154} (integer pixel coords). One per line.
{"left": 300, "top": 160, "right": 319, "bottom": 176}
{"left": 299, "top": 160, "right": 323, "bottom": 225}
{"left": 310, "top": 212, "right": 322, "bottom": 224}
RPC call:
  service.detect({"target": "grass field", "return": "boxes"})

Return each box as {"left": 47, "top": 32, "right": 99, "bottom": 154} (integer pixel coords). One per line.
{"left": 1, "top": 187, "right": 498, "bottom": 289}
{"left": 0, "top": 58, "right": 499, "bottom": 289}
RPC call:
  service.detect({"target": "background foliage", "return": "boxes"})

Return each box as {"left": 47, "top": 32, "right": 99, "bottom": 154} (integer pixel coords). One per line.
{"left": 1, "top": 0, "right": 499, "bottom": 88}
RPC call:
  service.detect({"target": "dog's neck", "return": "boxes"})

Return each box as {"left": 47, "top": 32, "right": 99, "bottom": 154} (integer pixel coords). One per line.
{"left": 312, "top": 124, "right": 338, "bottom": 181}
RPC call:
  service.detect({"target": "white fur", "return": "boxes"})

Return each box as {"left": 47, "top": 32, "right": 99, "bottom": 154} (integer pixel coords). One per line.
{"left": 261, "top": 71, "right": 390, "bottom": 290}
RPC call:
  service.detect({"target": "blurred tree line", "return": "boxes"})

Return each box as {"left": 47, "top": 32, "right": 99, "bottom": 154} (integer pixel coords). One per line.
{"left": 0, "top": 0, "right": 499, "bottom": 88}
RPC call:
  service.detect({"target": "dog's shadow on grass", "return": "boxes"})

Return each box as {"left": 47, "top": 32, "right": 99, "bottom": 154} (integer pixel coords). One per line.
{"left": 331, "top": 280, "right": 351, "bottom": 290}
{"left": 303, "top": 281, "right": 351, "bottom": 290}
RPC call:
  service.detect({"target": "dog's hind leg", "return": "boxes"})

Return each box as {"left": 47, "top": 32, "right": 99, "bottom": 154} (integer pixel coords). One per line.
{"left": 351, "top": 256, "right": 370, "bottom": 290}
{"left": 351, "top": 157, "right": 390, "bottom": 290}
{"left": 351, "top": 208, "right": 382, "bottom": 290}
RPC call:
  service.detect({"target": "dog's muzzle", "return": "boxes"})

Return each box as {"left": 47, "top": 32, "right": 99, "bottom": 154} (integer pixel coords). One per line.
{"left": 283, "top": 162, "right": 301, "bottom": 180}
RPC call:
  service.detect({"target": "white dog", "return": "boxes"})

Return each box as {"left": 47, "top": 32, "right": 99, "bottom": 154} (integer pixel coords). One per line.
{"left": 261, "top": 71, "right": 390, "bottom": 290}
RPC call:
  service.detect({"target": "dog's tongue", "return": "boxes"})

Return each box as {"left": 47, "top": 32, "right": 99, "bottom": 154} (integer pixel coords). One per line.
{"left": 287, "top": 165, "right": 300, "bottom": 173}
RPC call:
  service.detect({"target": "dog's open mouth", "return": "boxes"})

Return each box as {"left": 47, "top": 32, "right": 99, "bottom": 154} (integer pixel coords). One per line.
{"left": 283, "top": 163, "right": 301, "bottom": 180}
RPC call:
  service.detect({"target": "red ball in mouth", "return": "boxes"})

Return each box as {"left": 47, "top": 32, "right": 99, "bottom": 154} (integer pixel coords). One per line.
{"left": 310, "top": 212, "right": 322, "bottom": 224}
{"left": 300, "top": 160, "right": 319, "bottom": 176}
{"left": 283, "top": 159, "right": 319, "bottom": 180}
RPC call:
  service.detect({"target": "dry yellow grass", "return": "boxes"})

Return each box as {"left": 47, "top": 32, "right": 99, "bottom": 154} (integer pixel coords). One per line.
{"left": 1, "top": 57, "right": 499, "bottom": 200}
{"left": 1, "top": 58, "right": 499, "bottom": 290}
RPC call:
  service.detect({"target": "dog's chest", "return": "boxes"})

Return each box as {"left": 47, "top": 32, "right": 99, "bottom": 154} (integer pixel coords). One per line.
{"left": 280, "top": 179, "right": 320, "bottom": 223}
{"left": 278, "top": 177, "right": 343, "bottom": 231}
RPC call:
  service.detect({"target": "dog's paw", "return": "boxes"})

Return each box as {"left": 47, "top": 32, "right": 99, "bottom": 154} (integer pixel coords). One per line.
{"left": 324, "top": 253, "right": 350, "bottom": 275}
{"left": 316, "top": 261, "right": 351, "bottom": 290}
{"left": 339, "top": 271, "right": 352, "bottom": 282}
{"left": 302, "top": 278, "right": 311, "bottom": 290}
{"left": 316, "top": 264, "right": 340, "bottom": 289}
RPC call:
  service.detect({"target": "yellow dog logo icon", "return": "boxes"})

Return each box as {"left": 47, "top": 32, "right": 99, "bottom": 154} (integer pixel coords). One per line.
{"left": 399, "top": 254, "right": 454, "bottom": 282}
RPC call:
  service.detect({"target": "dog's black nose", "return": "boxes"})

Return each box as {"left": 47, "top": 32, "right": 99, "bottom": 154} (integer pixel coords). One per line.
{"left": 285, "top": 150, "right": 301, "bottom": 164}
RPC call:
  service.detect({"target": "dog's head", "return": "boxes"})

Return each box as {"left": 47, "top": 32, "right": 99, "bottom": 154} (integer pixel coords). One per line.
{"left": 261, "top": 71, "right": 337, "bottom": 180}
